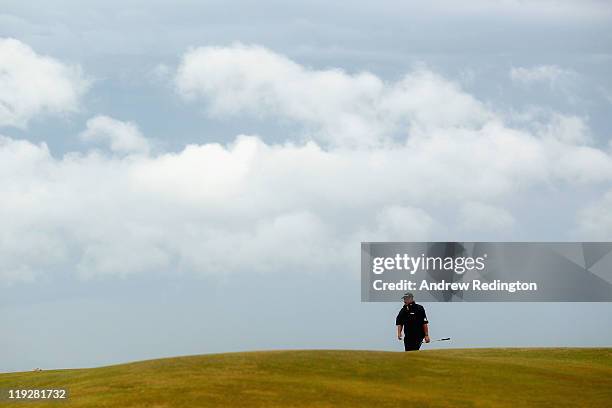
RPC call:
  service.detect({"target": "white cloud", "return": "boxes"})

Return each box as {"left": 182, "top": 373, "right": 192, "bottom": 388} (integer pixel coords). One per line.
{"left": 0, "top": 38, "right": 89, "bottom": 128}
{"left": 510, "top": 65, "right": 574, "bottom": 89}
{"left": 539, "top": 113, "right": 591, "bottom": 145}
{"left": 1, "top": 122, "right": 612, "bottom": 283}
{"left": 175, "top": 45, "right": 612, "bottom": 184}
{"left": 80, "top": 115, "right": 150, "bottom": 154}
{"left": 1, "top": 46, "right": 612, "bottom": 284}
{"left": 459, "top": 202, "right": 516, "bottom": 232}
{"left": 577, "top": 191, "right": 612, "bottom": 240}
{"left": 369, "top": 205, "right": 440, "bottom": 241}
{"left": 175, "top": 44, "right": 492, "bottom": 147}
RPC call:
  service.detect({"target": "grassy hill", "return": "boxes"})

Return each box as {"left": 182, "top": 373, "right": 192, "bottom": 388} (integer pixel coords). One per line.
{"left": 1, "top": 348, "right": 611, "bottom": 407}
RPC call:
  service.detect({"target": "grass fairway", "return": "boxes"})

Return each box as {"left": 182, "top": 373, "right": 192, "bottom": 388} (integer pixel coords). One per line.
{"left": 1, "top": 348, "right": 611, "bottom": 407}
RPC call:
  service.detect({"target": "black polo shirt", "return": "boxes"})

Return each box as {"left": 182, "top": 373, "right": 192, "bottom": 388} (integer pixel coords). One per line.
{"left": 395, "top": 301, "right": 429, "bottom": 339}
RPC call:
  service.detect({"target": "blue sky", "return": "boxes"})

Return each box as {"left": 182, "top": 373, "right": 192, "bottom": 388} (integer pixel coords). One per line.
{"left": 1, "top": 0, "right": 612, "bottom": 373}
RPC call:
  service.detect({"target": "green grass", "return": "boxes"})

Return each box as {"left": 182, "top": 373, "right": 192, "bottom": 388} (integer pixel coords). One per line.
{"left": 1, "top": 348, "right": 611, "bottom": 407}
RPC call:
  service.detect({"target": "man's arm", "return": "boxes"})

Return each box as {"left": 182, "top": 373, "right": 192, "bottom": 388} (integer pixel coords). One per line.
{"left": 423, "top": 323, "right": 430, "bottom": 343}
{"left": 422, "top": 306, "right": 430, "bottom": 343}
{"left": 395, "top": 308, "right": 405, "bottom": 340}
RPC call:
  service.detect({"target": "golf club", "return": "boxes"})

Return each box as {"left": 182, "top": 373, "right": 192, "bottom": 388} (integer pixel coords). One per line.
{"left": 421, "top": 337, "right": 451, "bottom": 346}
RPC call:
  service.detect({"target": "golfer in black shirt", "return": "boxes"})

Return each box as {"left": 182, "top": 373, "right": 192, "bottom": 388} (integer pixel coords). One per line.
{"left": 396, "top": 292, "right": 430, "bottom": 351}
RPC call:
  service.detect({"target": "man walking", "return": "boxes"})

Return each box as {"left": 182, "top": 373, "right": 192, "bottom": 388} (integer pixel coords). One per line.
{"left": 396, "top": 292, "right": 430, "bottom": 351}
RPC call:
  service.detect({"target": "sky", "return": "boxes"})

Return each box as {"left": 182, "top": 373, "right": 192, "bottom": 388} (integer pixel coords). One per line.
{"left": 1, "top": 0, "right": 612, "bottom": 373}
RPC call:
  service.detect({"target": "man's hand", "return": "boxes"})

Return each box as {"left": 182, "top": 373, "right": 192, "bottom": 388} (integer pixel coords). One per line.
{"left": 424, "top": 335, "right": 430, "bottom": 343}
{"left": 397, "top": 335, "right": 402, "bottom": 341}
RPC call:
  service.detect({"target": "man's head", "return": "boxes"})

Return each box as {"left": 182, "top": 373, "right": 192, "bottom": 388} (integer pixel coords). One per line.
{"left": 402, "top": 292, "right": 414, "bottom": 305}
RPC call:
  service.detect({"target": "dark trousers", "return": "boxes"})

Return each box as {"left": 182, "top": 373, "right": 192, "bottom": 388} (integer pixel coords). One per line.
{"left": 404, "top": 337, "right": 423, "bottom": 351}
